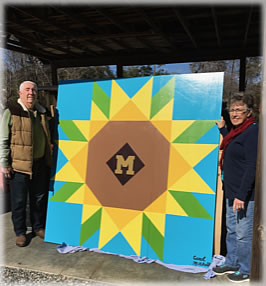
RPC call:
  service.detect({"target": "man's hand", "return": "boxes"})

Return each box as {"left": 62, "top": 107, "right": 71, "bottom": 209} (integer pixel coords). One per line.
{"left": 233, "top": 198, "right": 245, "bottom": 213}
{"left": 1, "top": 167, "right": 13, "bottom": 179}
{"left": 216, "top": 116, "right": 225, "bottom": 129}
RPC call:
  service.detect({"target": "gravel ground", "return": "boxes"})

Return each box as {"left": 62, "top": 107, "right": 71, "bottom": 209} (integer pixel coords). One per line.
{"left": 0, "top": 266, "right": 114, "bottom": 286}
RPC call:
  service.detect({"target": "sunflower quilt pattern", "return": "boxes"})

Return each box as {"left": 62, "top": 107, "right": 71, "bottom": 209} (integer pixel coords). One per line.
{"left": 45, "top": 72, "right": 224, "bottom": 267}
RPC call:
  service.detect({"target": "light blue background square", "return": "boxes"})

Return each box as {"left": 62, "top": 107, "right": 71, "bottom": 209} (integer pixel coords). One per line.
{"left": 57, "top": 81, "right": 93, "bottom": 120}
{"left": 172, "top": 72, "right": 224, "bottom": 120}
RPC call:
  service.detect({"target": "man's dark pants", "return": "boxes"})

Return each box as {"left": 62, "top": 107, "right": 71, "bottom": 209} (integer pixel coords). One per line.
{"left": 10, "top": 158, "right": 49, "bottom": 236}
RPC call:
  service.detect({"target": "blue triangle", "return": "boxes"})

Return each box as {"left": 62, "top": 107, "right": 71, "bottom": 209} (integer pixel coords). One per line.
{"left": 96, "top": 80, "right": 112, "bottom": 98}
{"left": 152, "top": 75, "right": 174, "bottom": 97}
{"left": 192, "top": 193, "right": 215, "bottom": 219}
{"left": 58, "top": 125, "right": 70, "bottom": 140}
{"left": 116, "top": 76, "right": 152, "bottom": 98}
{"left": 50, "top": 145, "right": 68, "bottom": 178}
{"left": 194, "top": 147, "right": 219, "bottom": 192}
{"left": 101, "top": 232, "right": 136, "bottom": 256}
{"left": 49, "top": 180, "right": 66, "bottom": 194}
{"left": 140, "top": 236, "right": 161, "bottom": 261}
{"left": 196, "top": 125, "right": 220, "bottom": 144}
{"left": 82, "top": 229, "right": 100, "bottom": 248}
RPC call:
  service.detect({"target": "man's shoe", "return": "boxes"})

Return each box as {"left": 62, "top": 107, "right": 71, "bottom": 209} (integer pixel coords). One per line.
{"left": 16, "top": 235, "right": 26, "bottom": 247}
{"left": 213, "top": 264, "right": 239, "bottom": 275}
{"left": 227, "top": 271, "right": 250, "bottom": 283}
{"left": 35, "top": 229, "right": 45, "bottom": 239}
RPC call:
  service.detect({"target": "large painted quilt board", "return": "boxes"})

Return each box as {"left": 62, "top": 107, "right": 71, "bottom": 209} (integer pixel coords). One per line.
{"left": 45, "top": 72, "right": 224, "bottom": 268}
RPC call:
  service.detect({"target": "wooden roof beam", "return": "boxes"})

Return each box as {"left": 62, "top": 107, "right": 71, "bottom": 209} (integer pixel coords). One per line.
{"left": 211, "top": 7, "right": 221, "bottom": 47}
{"left": 243, "top": 6, "right": 253, "bottom": 47}
{"left": 9, "top": 6, "right": 100, "bottom": 55}
{"left": 5, "top": 43, "right": 52, "bottom": 63}
{"left": 173, "top": 8, "right": 198, "bottom": 48}
{"left": 94, "top": 8, "right": 151, "bottom": 50}
{"left": 6, "top": 27, "right": 81, "bottom": 57}
{"left": 94, "top": 8, "right": 129, "bottom": 33}
{"left": 135, "top": 9, "right": 177, "bottom": 51}
{"left": 50, "top": 6, "right": 113, "bottom": 53}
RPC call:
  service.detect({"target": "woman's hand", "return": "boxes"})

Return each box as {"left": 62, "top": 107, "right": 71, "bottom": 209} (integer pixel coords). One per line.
{"left": 233, "top": 198, "right": 245, "bottom": 213}
{"left": 216, "top": 116, "right": 225, "bottom": 129}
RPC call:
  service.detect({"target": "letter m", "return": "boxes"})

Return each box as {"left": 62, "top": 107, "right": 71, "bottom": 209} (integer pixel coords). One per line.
{"left": 114, "top": 155, "right": 135, "bottom": 175}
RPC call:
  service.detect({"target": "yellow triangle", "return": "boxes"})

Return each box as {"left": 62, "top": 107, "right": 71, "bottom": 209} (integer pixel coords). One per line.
{"left": 171, "top": 121, "right": 194, "bottom": 142}
{"left": 132, "top": 78, "right": 153, "bottom": 118}
{"left": 121, "top": 213, "right": 143, "bottom": 256}
{"left": 144, "top": 191, "right": 167, "bottom": 213}
{"left": 111, "top": 100, "right": 148, "bottom": 121}
{"left": 99, "top": 208, "right": 119, "bottom": 248}
{"left": 167, "top": 145, "right": 192, "bottom": 188}
{"left": 151, "top": 98, "right": 174, "bottom": 120}
{"left": 166, "top": 191, "right": 188, "bottom": 216}
{"left": 83, "top": 185, "right": 101, "bottom": 206}
{"left": 110, "top": 80, "right": 130, "bottom": 119}
{"left": 72, "top": 120, "right": 90, "bottom": 141}
{"left": 53, "top": 161, "right": 84, "bottom": 183}
{"left": 66, "top": 184, "right": 84, "bottom": 204}
{"left": 82, "top": 205, "right": 102, "bottom": 224}
{"left": 69, "top": 144, "right": 89, "bottom": 180}
{"left": 104, "top": 207, "right": 140, "bottom": 230}
{"left": 170, "top": 169, "right": 215, "bottom": 194}
{"left": 89, "top": 121, "right": 108, "bottom": 141}
{"left": 90, "top": 101, "right": 108, "bottom": 121}
{"left": 151, "top": 121, "right": 172, "bottom": 142}
{"left": 58, "top": 140, "right": 88, "bottom": 161}
{"left": 144, "top": 212, "right": 165, "bottom": 236}
{"left": 173, "top": 144, "right": 218, "bottom": 167}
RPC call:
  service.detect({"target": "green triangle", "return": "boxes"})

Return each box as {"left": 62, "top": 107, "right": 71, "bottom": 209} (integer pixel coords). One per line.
{"left": 50, "top": 182, "right": 83, "bottom": 202}
{"left": 142, "top": 213, "right": 164, "bottom": 260}
{"left": 59, "top": 120, "right": 87, "bottom": 141}
{"left": 150, "top": 77, "right": 175, "bottom": 119}
{"left": 172, "top": 120, "right": 215, "bottom": 143}
{"left": 169, "top": 190, "right": 212, "bottom": 219}
{"left": 92, "top": 82, "right": 110, "bottom": 119}
{"left": 80, "top": 208, "right": 102, "bottom": 245}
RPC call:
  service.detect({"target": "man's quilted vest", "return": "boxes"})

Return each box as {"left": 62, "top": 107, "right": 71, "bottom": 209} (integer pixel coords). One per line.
{"left": 8, "top": 102, "right": 52, "bottom": 176}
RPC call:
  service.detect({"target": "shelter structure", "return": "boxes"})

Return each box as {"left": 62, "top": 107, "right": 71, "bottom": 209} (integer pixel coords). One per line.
{"left": 4, "top": 5, "right": 262, "bottom": 89}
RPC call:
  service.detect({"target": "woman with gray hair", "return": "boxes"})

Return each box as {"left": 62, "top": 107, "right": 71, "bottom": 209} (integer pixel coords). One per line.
{"left": 213, "top": 92, "right": 258, "bottom": 283}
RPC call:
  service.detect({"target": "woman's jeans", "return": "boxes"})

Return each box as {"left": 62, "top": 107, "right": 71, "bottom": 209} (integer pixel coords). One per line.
{"left": 225, "top": 198, "right": 254, "bottom": 275}
{"left": 9, "top": 159, "right": 49, "bottom": 236}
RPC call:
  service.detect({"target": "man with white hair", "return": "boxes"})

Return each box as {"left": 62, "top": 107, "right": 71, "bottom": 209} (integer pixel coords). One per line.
{"left": 0, "top": 81, "right": 53, "bottom": 247}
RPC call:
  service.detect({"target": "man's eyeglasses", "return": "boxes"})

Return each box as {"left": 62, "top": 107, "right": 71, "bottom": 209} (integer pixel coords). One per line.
{"left": 228, "top": 108, "right": 248, "bottom": 114}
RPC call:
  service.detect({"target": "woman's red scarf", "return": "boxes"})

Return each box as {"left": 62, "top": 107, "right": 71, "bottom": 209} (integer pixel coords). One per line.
{"left": 219, "top": 116, "right": 256, "bottom": 169}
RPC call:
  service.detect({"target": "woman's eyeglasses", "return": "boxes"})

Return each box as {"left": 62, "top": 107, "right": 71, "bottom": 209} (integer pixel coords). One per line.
{"left": 228, "top": 108, "right": 248, "bottom": 114}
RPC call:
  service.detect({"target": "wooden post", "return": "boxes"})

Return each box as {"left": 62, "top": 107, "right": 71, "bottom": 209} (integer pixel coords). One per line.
{"left": 250, "top": 55, "right": 265, "bottom": 281}
{"left": 239, "top": 57, "right": 246, "bottom": 92}
{"left": 117, "top": 64, "right": 123, "bottom": 78}
{"left": 50, "top": 63, "right": 58, "bottom": 110}
{"left": 250, "top": 124, "right": 262, "bottom": 281}
{"left": 213, "top": 145, "right": 223, "bottom": 254}
{"left": 214, "top": 135, "right": 226, "bottom": 255}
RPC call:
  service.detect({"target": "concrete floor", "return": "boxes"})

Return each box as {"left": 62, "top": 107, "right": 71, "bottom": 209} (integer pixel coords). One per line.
{"left": 0, "top": 211, "right": 246, "bottom": 286}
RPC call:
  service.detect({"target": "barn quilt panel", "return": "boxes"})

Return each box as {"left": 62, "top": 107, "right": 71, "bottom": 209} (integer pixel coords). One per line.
{"left": 45, "top": 72, "right": 224, "bottom": 267}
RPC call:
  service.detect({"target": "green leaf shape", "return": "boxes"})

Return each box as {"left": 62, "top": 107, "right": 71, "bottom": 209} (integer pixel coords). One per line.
{"left": 142, "top": 213, "right": 164, "bottom": 260}
{"left": 60, "top": 120, "right": 87, "bottom": 141}
{"left": 150, "top": 77, "right": 175, "bottom": 119}
{"left": 80, "top": 208, "right": 102, "bottom": 245}
{"left": 169, "top": 190, "right": 213, "bottom": 219}
{"left": 172, "top": 120, "right": 215, "bottom": 143}
{"left": 50, "top": 182, "right": 83, "bottom": 202}
{"left": 92, "top": 82, "right": 110, "bottom": 119}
